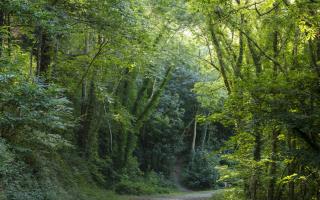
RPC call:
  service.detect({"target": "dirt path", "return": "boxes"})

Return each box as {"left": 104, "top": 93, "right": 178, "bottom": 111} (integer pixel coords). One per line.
{"left": 132, "top": 158, "right": 220, "bottom": 200}
{"left": 131, "top": 190, "right": 219, "bottom": 200}
{"left": 171, "top": 157, "right": 189, "bottom": 192}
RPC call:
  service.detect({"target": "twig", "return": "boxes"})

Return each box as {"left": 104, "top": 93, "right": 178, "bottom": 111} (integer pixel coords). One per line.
{"left": 77, "top": 41, "right": 108, "bottom": 88}
{"left": 254, "top": 2, "right": 279, "bottom": 16}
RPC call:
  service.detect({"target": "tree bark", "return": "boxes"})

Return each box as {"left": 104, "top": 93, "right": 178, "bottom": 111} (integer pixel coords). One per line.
{"left": 201, "top": 123, "right": 208, "bottom": 150}
{"left": 39, "top": 31, "right": 52, "bottom": 76}
{"left": 268, "top": 27, "right": 280, "bottom": 200}
{"left": 235, "top": 14, "right": 244, "bottom": 78}
{"left": 191, "top": 117, "right": 197, "bottom": 153}
{"left": 35, "top": 27, "right": 52, "bottom": 80}
{"left": 247, "top": 26, "right": 263, "bottom": 199}
{"left": 136, "top": 66, "right": 172, "bottom": 127}
{"left": 250, "top": 127, "right": 261, "bottom": 200}
{"left": 288, "top": 133, "right": 296, "bottom": 200}
{"left": 0, "top": 9, "right": 4, "bottom": 57}
{"left": 6, "top": 13, "right": 11, "bottom": 57}
{"left": 247, "top": 39, "right": 262, "bottom": 75}
{"left": 267, "top": 129, "right": 279, "bottom": 200}
{"left": 208, "top": 18, "right": 231, "bottom": 94}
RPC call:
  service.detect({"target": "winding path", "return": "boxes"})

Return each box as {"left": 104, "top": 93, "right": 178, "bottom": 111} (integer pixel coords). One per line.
{"left": 131, "top": 190, "right": 219, "bottom": 200}
{"left": 133, "top": 158, "right": 220, "bottom": 200}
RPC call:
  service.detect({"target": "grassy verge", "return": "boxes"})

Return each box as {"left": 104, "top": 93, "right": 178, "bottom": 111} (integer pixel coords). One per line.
{"left": 210, "top": 188, "right": 245, "bottom": 200}
{"left": 78, "top": 184, "right": 130, "bottom": 200}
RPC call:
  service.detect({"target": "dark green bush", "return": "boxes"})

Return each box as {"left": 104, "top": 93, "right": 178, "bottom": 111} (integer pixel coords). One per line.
{"left": 115, "top": 180, "right": 154, "bottom": 195}
{"left": 115, "top": 172, "right": 173, "bottom": 195}
{"left": 182, "top": 150, "right": 219, "bottom": 190}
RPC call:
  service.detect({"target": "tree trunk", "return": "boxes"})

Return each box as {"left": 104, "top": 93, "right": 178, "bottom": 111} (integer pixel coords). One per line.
{"left": 208, "top": 18, "right": 231, "bottom": 94}
{"left": 292, "top": 28, "right": 299, "bottom": 70}
{"left": 247, "top": 39, "right": 262, "bottom": 75}
{"left": 86, "top": 80, "right": 99, "bottom": 159}
{"left": 39, "top": 31, "right": 52, "bottom": 77}
{"left": 52, "top": 36, "right": 59, "bottom": 79}
{"left": 201, "top": 123, "right": 208, "bottom": 150}
{"left": 288, "top": 133, "right": 296, "bottom": 200}
{"left": 248, "top": 30, "right": 263, "bottom": 198}
{"left": 268, "top": 18, "right": 280, "bottom": 199}
{"left": 6, "top": 13, "right": 11, "bottom": 57}
{"left": 136, "top": 66, "right": 172, "bottom": 127}
{"left": 0, "top": 9, "right": 4, "bottom": 57}
{"left": 36, "top": 27, "right": 42, "bottom": 76}
{"left": 107, "top": 119, "right": 113, "bottom": 153}
{"left": 35, "top": 27, "right": 52, "bottom": 80}
{"left": 250, "top": 126, "right": 262, "bottom": 200}
{"left": 29, "top": 48, "right": 33, "bottom": 78}
{"left": 267, "top": 129, "right": 279, "bottom": 200}
{"left": 235, "top": 14, "right": 244, "bottom": 78}
{"left": 131, "top": 77, "right": 151, "bottom": 115}
{"left": 191, "top": 117, "right": 197, "bottom": 153}
{"left": 317, "top": 181, "right": 320, "bottom": 200}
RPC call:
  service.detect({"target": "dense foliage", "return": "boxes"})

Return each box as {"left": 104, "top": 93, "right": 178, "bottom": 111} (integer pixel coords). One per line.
{"left": 0, "top": 0, "right": 319, "bottom": 200}
{"left": 187, "top": 0, "right": 320, "bottom": 199}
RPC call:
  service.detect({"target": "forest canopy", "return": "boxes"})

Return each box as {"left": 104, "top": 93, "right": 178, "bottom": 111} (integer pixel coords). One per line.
{"left": 0, "top": 0, "right": 319, "bottom": 200}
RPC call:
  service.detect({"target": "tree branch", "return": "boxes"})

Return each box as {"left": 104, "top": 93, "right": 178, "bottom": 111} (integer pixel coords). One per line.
{"left": 77, "top": 41, "right": 108, "bottom": 88}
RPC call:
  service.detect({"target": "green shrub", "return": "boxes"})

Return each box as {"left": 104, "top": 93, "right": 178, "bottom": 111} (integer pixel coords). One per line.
{"left": 182, "top": 150, "right": 219, "bottom": 190}
{"left": 0, "top": 72, "right": 76, "bottom": 200}
{"left": 115, "top": 172, "right": 174, "bottom": 195}
{"left": 212, "top": 188, "right": 245, "bottom": 200}
{"left": 115, "top": 180, "right": 155, "bottom": 195}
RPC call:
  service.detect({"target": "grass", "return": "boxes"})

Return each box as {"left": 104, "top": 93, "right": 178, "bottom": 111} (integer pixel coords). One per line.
{"left": 209, "top": 188, "right": 245, "bottom": 200}
{"left": 78, "top": 183, "right": 130, "bottom": 200}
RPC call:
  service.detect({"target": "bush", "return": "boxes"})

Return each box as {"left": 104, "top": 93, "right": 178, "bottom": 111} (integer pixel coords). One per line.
{"left": 115, "top": 172, "right": 174, "bottom": 195}
{"left": 212, "top": 188, "right": 245, "bottom": 200}
{"left": 115, "top": 180, "right": 155, "bottom": 195}
{"left": 182, "top": 150, "right": 219, "bottom": 190}
{"left": 0, "top": 140, "right": 78, "bottom": 200}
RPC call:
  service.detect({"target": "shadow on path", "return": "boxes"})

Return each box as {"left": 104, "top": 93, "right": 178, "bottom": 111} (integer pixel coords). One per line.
{"left": 130, "top": 190, "right": 219, "bottom": 200}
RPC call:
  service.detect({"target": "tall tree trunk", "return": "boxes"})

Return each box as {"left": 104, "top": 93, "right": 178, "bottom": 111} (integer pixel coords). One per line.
{"left": 292, "top": 28, "right": 299, "bottom": 70}
{"left": 250, "top": 125, "right": 262, "bottom": 200}
{"left": 317, "top": 180, "right": 320, "bottom": 200}
{"left": 208, "top": 18, "right": 231, "bottom": 94}
{"left": 124, "top": 67, "right": 172, "bottom": 168}
{"left": 0, "top": 9, "right": 4, "bottom": 57}
{"left": 78, "top": 79, "right": 96, "bottom": 158}
{"left": 86, "top": 79, "right": 99, "bottom": 159}
{"left": 131, "top": 77, "right": 151, "bottom": 115}
{"left": 136, "top": 66, "right": 172, "bottom": 127}
{"left": 6, "top": 13, "right": 11, "bottom": 57}
{"left": 36, "top": 27, "right": 42, "bottom": 76}
{"left": 247, "top": 26, "right": 263, "bottom": 200}
{"left": 247, "top": 39, "right": 262, "bottom": 75}
{"left": 268, "top": 20, "right": 280, "bottom": 200}
{"left": 235, "top": 14, "right": 244, "bottom": 78}
{"left": 35, "top": 27, "right": 52, "bottom": 80}
{"left": 201, "top": 123, "right": 208, "bottom": 150}
{"left": 52, "top": 36, "right": 59, "bottom": 79}
{"left": 287, "top": 132, "right": 296, "bottom": 200}
{"left": 268, "top": 129, "right": 279, "bottom": 200}
{"left": 191, "top": 117, "right": 197, "bottom": 153}
{"left": 39, "top": 31, "right": 52, "bottom": 77}
{"left": 124, "top": 131, "right": 136, "bottom": 166}
{"left": 29, "top": 48, "right": 33, "bottom": 78}
{"left": 107, "top": 119, "right": 113, "bottom": 153}
{"left": 77, "top": 80, "right": 87, "bottom": 148}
